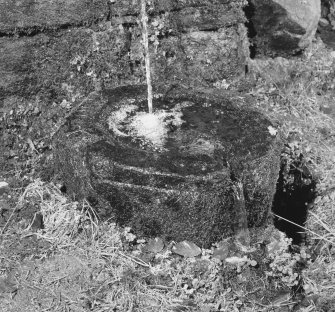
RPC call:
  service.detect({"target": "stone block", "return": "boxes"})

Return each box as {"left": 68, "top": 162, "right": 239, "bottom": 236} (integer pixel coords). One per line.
{"left": 110, "top": 0, "right": 244, "bottom": 16}
{"left": 251, "top": 0, "right": 321, "bottom": 55}
{"left": 54, "top": 86, "right": 282, "bottom": 248}
{"left": 0, "top": 0, "right": 109, "bottom": 33}
{"left": 0, "top": 29, "right": 95, "bottom": 104}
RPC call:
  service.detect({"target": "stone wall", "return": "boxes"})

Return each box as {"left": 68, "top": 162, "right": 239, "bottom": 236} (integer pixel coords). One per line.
{"left": 250, "top": 0, "right": 320, "bottom": 56}
{"left": 0, "top": 1, "right": 247, "bottom": 108}
{"left": 0, "top": 0, "right": 109, "bottom": 32}
{"left": 0, "top": 1, "right": 286, "bottom": 246}
{"left": 0, "top": 1, "right": 249, "bottom": 165}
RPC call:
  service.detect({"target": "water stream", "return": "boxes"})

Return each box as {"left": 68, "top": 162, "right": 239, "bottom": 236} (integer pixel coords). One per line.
{"left": 141, "top": 0, "right": 153, "bottom": 114}
{"left": 232, "top": 181, "right": 252, "bottom": 251}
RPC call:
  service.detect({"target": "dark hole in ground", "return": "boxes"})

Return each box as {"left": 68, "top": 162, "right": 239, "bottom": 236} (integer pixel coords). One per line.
{"left": 59, "top": 184, "right": 67, "bottom": 194}
{"left": 243, "top": 1, "right": 257, "bottom": 59}
{"left": 272, "top": 150, "right": 317, "bottom": 245}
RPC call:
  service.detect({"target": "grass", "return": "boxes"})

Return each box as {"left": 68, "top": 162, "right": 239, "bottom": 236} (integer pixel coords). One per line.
{"left": 0, "top": 180, "right": 302, "bottom": 311}
{"left": 249, "top": 38, "right": 335, "bottom": 311}
{"left": 1, "top": 38, "right": 335, "bottom": 311}
{"left": 0, "top": 180, "right": 232, "bottom": 311}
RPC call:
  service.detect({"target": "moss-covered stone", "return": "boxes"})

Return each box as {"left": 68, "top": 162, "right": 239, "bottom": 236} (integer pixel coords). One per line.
{"left": 0, "top": 0, "right": 109, "bottom": 33}
{"left": 0, "top": 30, "right": 94, "bottom": 103}
{"left": 54, "top": 85, "right": 281, "bottom": 247}
{"left": 109, "top": 0, "right": 246, "bottom": 16}
{"left": 0, "top": 0, "right": 247, "bottom": 103}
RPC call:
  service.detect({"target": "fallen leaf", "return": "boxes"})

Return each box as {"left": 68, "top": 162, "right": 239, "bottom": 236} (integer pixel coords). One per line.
{"left": 172, "top": 241, "right": 201, "bottom": 257}
{"left": 145, "top": 237, "right": 164, "bottom": 253}
{"left": 0, "top": 278, "right": 17, "bottom": 294}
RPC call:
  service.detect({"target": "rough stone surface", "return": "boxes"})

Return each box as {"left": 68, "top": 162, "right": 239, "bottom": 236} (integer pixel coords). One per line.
{"left": 0, "top": 1, "right": 248, "bottom": 145}
{"left": 54, "top": 85, "right": 281, "bottom": 248}
{"left": 318, "top": 0, "right": 335, "bottom": 49}
{"left": 251, "top": 0, "right": 321, "bottom": 55}
{"left": 0, "top": 1, "right": 247, "bottom": 98}
{"left": 321, "top": 0, "right": 335, "bottom": 29}
{"left": 109, "top": 0, "right": 245, "bottom": 16}
{"left": 0, "top": 29, "right": 95, "bottom": 103}
{"left": 0, "top": 0, "right": 109, "bottom": 33}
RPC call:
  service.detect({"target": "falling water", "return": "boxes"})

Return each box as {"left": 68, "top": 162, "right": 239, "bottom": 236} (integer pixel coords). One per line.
{"left": 233, "top": 181, "right": 252, "bottom": 251}
{"left": 141, "top": 0, "right": 153, "bottom": 114}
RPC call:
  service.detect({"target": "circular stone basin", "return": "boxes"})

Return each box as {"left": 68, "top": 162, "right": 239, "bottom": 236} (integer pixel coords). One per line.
{"left": 59, "top": 85, "right": 281, "bottom": 247}
{"left": 98, "top": 85, "right": 274, "bottom": 177}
